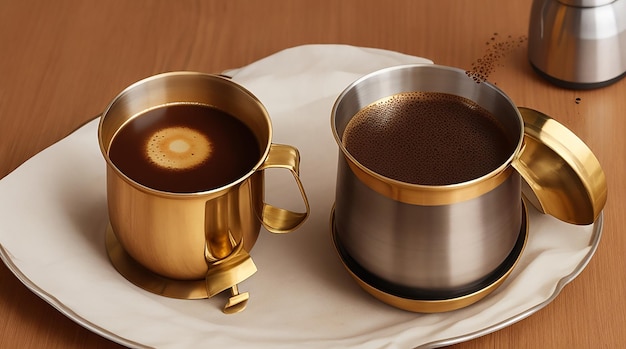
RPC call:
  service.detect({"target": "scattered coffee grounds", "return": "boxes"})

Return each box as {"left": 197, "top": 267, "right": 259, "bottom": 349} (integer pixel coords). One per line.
{"left": 466, "top": 33, "right": 527, "bottom": 83}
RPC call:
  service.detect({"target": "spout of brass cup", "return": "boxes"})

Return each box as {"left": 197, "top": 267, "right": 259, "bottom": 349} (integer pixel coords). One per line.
{"left": 204, "top": 194, "right": 257, "bottom": 313}
{"left": 205, "top": 242, "right": 257, "bottom": 314}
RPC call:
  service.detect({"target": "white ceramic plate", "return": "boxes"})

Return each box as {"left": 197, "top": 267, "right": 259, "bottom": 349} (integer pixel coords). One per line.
{"left": 0, "top": 45, "right": 602, "bottom": 349}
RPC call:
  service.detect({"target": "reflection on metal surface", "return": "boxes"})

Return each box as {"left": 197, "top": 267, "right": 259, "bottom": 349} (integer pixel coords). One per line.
{"left": 514, "top": 107, "right": 607, "bottom": 225}
{"left": 335, "top": 156, "right": 523, "bottom": 292}
{"left": 107, "top": 224, "right": 265, "bottom": 314}
{"left": 419, "top": 212, "right": 604, "bottom": 348}
{"left": 106, "top": 226, "right": 209, "bottom": 299}
{"left": 204, "top": 233, "right": 257, "bottom": 313}
{"left": 344, "top": 157, "right": 515, "bottom": 206}
{"left": 331, "top": 201, "right": 528, "bottom": 313}
{"left": 528, "top": 0, "right": 626, "bottom": 88}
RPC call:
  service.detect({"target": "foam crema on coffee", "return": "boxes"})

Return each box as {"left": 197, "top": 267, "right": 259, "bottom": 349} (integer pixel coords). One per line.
{"left": 109, "top": 104, "right": 261, "bottom": 193}
{"left": 145, "top": 126, "right": 212, "bottom": 170}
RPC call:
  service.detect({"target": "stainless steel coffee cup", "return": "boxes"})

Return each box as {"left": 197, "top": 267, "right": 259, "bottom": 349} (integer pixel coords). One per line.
{"left": 330, "top": 64, "right": 606, "bottom": 312}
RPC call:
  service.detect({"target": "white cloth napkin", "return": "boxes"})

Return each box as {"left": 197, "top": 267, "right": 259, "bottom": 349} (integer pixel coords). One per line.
{"left": 0, "top": 44, "right": 599, "bottom": 349}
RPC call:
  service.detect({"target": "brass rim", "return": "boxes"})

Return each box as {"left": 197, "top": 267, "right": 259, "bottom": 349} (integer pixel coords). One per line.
{"left": 514, "top": 107, "right": 607, "bottom": 225}
{"left": 330, "top": 200, "right": 529, "bottom": 313}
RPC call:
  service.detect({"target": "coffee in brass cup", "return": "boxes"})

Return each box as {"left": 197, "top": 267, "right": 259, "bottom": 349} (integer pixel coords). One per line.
{"left": 98, "top": 71, "right": 309, "bottom": 314}
{"left": 330, "top": 64, "right": 606, "bottom": 312}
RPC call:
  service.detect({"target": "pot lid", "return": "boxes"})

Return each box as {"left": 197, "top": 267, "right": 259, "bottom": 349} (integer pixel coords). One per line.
{"left": 513, "top": 107, "right": 607, "bottom": 225}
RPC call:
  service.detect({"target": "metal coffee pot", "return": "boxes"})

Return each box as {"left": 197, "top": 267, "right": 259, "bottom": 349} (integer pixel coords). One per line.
{"left": 528, "top": 0, "right": 626, "bottom": 89}
{"left": 330, "top": 64, "right": 607, "bottom": 313}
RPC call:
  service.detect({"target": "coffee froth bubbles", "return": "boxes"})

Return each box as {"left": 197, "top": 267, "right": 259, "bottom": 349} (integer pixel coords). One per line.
{"left": 146, "top": 126, "right": 212, "bottom": 170}
{"left": 108, "top": 104, "right": 261, "bottom": 193}
{"left": 342, "top": 91, "right": 514, "bottom": 186}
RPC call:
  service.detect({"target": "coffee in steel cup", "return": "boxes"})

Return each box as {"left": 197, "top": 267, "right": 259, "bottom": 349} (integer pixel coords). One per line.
{"left": 99, "top": 72, "right": 310, "bottom": 314}
{"left": 330, "top": 64, "right": 606, "bottom": 312}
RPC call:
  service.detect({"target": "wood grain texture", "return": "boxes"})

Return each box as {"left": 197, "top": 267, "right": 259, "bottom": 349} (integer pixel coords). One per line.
{"left": 1, "top": 0, "right": 624, "bottom": 348}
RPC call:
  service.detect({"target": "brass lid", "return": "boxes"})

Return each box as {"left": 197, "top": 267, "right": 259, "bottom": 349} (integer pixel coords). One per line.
{"left": 513, "top": 107, "right": 607, "bottom": 225}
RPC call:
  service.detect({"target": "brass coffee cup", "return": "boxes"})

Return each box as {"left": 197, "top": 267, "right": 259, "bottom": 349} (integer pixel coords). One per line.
{"left": 331, "top": 64, "right": 606, "bottom": 312}
{"left": 98, "top": 72, "right": 309, "bottom": 313}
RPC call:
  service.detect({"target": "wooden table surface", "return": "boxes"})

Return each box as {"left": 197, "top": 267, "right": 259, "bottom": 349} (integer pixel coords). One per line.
{"left": 1, "top": 0, "right": 624, "bottom": 348}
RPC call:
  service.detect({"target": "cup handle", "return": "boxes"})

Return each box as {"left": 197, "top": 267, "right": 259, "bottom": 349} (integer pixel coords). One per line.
{"left": 258, "top": 143, "right": 310, "bottom": 233}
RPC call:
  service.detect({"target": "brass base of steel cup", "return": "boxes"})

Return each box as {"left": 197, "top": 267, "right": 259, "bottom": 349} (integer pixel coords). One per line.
{"left": 331, "top": 201, "right": 528, "bottom": 313}
{"left": 99, "top": 72, "right": 310, "bottom": 314}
